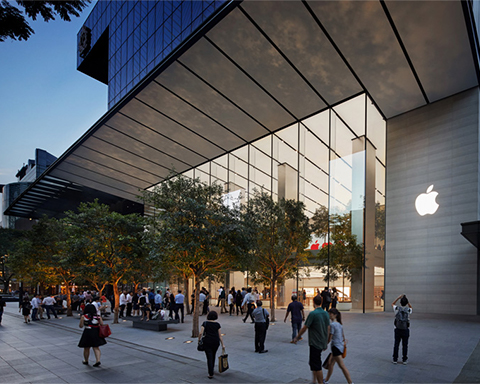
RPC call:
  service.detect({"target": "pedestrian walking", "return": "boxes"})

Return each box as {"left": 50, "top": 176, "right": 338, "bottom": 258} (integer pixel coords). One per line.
{"left": 235, "top": 289, "right": 243, "bottom": 315}
{"left": 19, "top": 297, "right": 31, "bottom": 323}
{"left": 252, "top": 300, "right": 269, "bottom": 353}
{"left": 321, "top": 287, "right": 332, "bottom": 311}
{"left": 43, "top": 295, "right": 58, "bottom": 319}
{"left": 242, "top": 288, "right": 256, "bottom": 323}
{"left": 119, "top": 290, "right": 127, "bottom": 318}
{"left": 228, "top": 289, "right": 234, "bottom": 316}
{"left": 30, "top": 294, "right": 40, "bottom": 321}
{"left": 78, "top": 304, "right": 106, "bottom": 367}
{"left": 126, "top": 291, "right": 133, "bottom": 317}
{"left": 324, "top": 308, "right": 353, "bottom": 384}
{"left": 174, "top": 289, "right": 185, "bottom": 323}
{"left": 284, "top": 294, "right": 305, "bottom": 343}
{"left": 294, "top": 295, "right": 330, "bottom": 384}
{"left": 331, "top": 287, "right": 338, "bottom": 309}
{"left": 0, "top": 296, "right": 5, "bottom": 325}
{"left": 198, "top": 311, "right": 225, "bottom": 379}
{"left": 219, "top": 287, "right": 227, "bottom": 314}
{"left": 392, "top": 294, "right": 412, "bottom": 365}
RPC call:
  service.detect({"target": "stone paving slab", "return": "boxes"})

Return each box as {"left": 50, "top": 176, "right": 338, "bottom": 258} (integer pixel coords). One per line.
{"left": 1, "top": 304, "right": 480, "bottom": 383}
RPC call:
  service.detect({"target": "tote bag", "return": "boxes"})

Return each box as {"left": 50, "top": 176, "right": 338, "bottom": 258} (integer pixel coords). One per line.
{"left": 99, "top": 324, "right": 112, "bottom": 338}
{"left": 218, "top": 348, "right": 229, "bottom": 373}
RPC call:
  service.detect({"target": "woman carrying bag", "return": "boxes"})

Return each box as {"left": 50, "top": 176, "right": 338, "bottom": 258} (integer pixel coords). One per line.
{"left": 78, "top": 304, "right": 106, "bottom": 367}
{"left": 198, "top": 311, "right": 225, "bottom": 379}
{"left": 324, "top": 308, "right": 353, "bottom": 384}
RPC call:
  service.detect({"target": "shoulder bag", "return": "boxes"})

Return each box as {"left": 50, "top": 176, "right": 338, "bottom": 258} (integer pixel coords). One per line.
{"left": 197, "top": 322, "right": 206, "bottom": 351}
{"left": 218, "top": 347, "right": 229, "bottom": 373}
{"left": 99, "top": 324, "right": 112, "bottom": 338}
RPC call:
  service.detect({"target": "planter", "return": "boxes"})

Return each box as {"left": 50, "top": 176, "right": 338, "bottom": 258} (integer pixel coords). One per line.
{"left": 337, "top": 302, "right": 352, "bottom": 311}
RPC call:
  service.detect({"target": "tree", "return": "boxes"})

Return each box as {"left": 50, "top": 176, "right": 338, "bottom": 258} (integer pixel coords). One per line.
{"left": 143, "top": 173, "right": 247, "bottom": 337}
{"left": 8, "top": 216, "right": 80, "bottom": 315}
{"left": 0, "top": 0, "right": 91, "bottom": 42}
{"left": 311, "top": 207, "right": 364, "bottom": 287}
{"left": 64, "top": 200, "right": 149, "bottom": 324}
{"left": 243, "top": 192, "right": 311, "bottom": 322}
{"left": 0, "top": 228, "right": 24, "bottom": 293}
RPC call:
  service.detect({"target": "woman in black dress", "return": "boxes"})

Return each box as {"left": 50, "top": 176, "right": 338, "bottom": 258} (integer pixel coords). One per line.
{"left": 19, "top": 297, "right": 31, "bottom": 323}
{"left": 78, "top": 304, "right": 106, "bottom": 366}
{"left": 198, "top": 311, "right": 225, "bottom": 379}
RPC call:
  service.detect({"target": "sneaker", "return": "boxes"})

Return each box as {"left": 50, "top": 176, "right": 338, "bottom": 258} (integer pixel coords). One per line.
{"left": 392, "top": 360, "right": 397, "bottom": 364}
{"left": 403, "top": 361, "right": 408, "bottom": 365}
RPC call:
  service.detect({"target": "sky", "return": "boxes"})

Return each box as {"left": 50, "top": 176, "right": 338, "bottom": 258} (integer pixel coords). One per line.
{"left": 0, "top": 1, "right": 107, "bottom": 191}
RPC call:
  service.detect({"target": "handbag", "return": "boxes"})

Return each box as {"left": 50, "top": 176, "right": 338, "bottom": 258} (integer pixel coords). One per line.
{"left": 218, "top": 347, "right": 229, "bottom": 373}
{"left": 322, "top": 352, "right": 332, "bottom": 369}
{"left": 99, "top": 324, "right": 111, "bottom": 338}
{"left": 197, "top": 323, "right": 206, "bottom": 351}
{"left": 342, "top": 330, "right": 347, "bottom": 358}
{"left": 262, "top": 308, "right": 269, "bottom": 330}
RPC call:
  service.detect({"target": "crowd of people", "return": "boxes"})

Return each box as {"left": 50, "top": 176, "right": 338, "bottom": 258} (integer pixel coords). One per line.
{"left": 3, "top": 285, "right": 412, "bottom": 383}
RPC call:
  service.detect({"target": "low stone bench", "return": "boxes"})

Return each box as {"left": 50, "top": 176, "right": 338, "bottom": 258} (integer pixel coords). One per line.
{"left": 130, "top": 317, "right": 179, "bottom": 331}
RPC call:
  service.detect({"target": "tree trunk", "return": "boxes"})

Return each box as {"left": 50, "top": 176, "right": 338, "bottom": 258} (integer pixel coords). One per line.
{"left": 66, "top": 282, "right": 73, "bottom": 317}
{"left": 113, "top": 283, "right": 120, "bottom": 324}
{"left": 192, "top": 276, "right": 201, "bottom": 338}
{"left": 270, "top": 277, "right": 276, "bottom": 322}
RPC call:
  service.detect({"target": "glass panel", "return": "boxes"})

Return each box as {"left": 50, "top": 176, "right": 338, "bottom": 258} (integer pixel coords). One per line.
{"left": 229, "top": 153, "right": 248, "bottom": 179}
{"left": 241, "top": 1, "right": 362, "bottom": 105}
{"left": 250, "top": 145, "right": 271, "bottom": 176}
{"left": 207, "top": 8, "right": 326, "bottom": 119}
{"left": 302, "top": 110, "right": 329, "bottom": 146}
{"left": 304, "top": 130, "right": 329, "bottom": 175}
{"left": 276, "top": 123, "right": 298, "bottom": 149}
{"left": 249, "top": 166, "right": 271, "bottom": 191}
{"left": 194, "top": 167, "right": 210, "bottom": 185}
{"left": 274, "top": 135, "right": 298, "bottom": 170}
{"left": 331, "top": 113, "right": 356, "bottom": 159}
{"left": 333, "top": 94, "right": 365, "bottom": 137}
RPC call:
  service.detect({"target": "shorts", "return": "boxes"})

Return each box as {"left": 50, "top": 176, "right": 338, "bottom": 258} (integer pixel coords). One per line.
{"left": 332, "top": 345, "right": 343, "bottom": 357}
{"left": 309, "top": 346, "right": 323, "bottom": 371}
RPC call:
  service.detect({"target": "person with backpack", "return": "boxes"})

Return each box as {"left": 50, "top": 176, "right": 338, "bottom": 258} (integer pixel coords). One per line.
{"left": 392, "top": 294, "right": 412, "bottom": 365}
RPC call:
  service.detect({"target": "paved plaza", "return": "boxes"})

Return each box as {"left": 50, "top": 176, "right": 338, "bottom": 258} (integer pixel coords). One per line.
{"left": 0, "top": 304, "right": 479, "bottom": 383}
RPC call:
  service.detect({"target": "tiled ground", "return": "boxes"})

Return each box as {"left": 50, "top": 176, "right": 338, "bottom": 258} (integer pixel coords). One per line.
{"left": 1, "top": 304, "right": 479, "bottom": 383}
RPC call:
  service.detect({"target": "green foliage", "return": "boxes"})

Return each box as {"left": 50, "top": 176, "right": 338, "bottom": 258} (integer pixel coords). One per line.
{"left": 0, "top": 0, "right": 91, "bottom": 42}
{"left": 311, "top": 207, "right": 364, "bottom": 284}
{"left": 142, "top": 173, "right": 249, "bottom": 336}
{"left": 0, "top": 228, "right": 25, "bottom": 292}
{"left": 243, "top": 191, "right": 311, "bottom": 320}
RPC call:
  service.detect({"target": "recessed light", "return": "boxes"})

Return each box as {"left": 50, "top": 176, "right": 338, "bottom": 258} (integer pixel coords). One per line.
{"left": 184, "top": 340, "right": 193, "bottom": 344}
{"left": 166, "top": 337, "right": 175, "bottom": 340}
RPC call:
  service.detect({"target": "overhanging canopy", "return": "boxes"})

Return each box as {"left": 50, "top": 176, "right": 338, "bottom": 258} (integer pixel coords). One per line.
{"left": 6, "top": 0, "right": 479, "bottom": 218}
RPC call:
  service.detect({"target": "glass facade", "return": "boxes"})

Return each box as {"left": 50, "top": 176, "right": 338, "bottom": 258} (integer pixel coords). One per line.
{"left": 78, "top": 0, "right": 228, "bottom": 109}
{"left": 174, "top": 94, "right": 386, "bottom": 312}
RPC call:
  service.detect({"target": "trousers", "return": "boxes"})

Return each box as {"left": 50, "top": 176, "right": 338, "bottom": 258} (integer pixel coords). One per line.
{"left": 393, "top": 328, "right": 410, "bottom": 362}
{"left": 254, "top": 322, "right": 267, "bottom": 352}
{"left": 204, "top": 344, "right": 219, "bottom": 376}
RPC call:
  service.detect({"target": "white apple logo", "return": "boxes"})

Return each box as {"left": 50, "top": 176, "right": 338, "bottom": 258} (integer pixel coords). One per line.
{"left": 415, "top": 185, "right": 439, "bottom": 216}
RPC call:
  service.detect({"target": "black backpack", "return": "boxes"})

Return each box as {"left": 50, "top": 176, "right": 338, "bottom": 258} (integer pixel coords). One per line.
{"left": 139, "top": 296, "right": 146, "bottom": 305}
{"left": 395, "top": 306, "right": 410, "bottom": 329}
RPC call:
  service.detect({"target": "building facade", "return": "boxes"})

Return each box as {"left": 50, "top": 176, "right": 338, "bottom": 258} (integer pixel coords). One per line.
{"left": 5, "top": 1, "right": 480, "bottom": 314}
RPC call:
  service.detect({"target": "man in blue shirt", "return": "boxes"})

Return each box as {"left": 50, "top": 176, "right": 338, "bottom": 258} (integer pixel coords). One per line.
{"left": 284, "top": 294, "right": 305, "bottom": 343}
{"left": 174, "top": 289, "right": 185, "bottom": 323}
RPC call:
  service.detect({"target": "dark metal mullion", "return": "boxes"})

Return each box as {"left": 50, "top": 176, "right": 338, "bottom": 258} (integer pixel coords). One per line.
{"left": 153, "top": 80, "right": 248, "bottom": 145}
{"left": 91, "top": 135, "right": 169, "bottom": 171}
{"left": 204, "top": 36, "right": 298, "bottom": 122}
{"left": 239, "top": 4, "right": 330, "bottom": 108}
{"left": 302, "top": 0, "right": 387, "bottom": 121}
{"left": 119, "top": 111, "right": 214, "bottom": 162}
{"left": 379, "top": 0, "right": 429, "bottom": 104}
{"left": 103, "top": 124, "right": 194, "bottom": 168}
{"left": 82, "top": 144, "right": 162, "bottom": 180}
{"left": 70, "top": 153, "right": 155, "bottom": 185}
{"left": 176, "top": 59, "right": 272, "bottom": 134}
{"left": 133, "top": 97, "right": 227, "bottom": 153}
{"left": 54, "top": 167, "right": 139, "bottom": 200}
{"left": 62, "top": 160, "right": 149, "bottom": 191}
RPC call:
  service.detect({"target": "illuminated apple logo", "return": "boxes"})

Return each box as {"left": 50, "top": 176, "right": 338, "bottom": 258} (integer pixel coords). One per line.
{"left": 415, "top": 185, "right": 439, "bottom": 216}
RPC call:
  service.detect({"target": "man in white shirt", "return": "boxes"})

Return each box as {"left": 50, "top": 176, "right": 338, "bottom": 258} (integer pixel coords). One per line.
{"left": 126, "top": 291, "right": 133, "bottom": 317}
{"left": 30, "top": 294, "right": 40, "bottom": 321}
{"left": 216, "top": 287, "right": 223, "bottom": 307}
{"left": 242, "top": 288, "right": 256, "bottom": 323}
{"left": 43, "top": 295, "right": 58, "bottom": 319}
{"left": 199, "top": 290, "right": 206, "bottom": 316}
{"left": 119, "top": 291, "right": 127, "bottom": 318}
{"left": 174, "top": 290, "right": 185, "bottom": 323}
